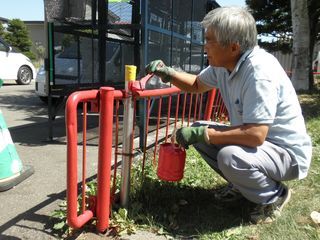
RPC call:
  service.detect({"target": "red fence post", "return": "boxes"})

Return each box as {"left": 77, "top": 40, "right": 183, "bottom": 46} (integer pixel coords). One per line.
{"left": 204, "top": 88, "right": 217, "bottom": 121}
{"left": 96, "top": 87, "right": 114, "bottom": 232}
{"left": 66, "top": 90, "right": 99, "bottom": 229}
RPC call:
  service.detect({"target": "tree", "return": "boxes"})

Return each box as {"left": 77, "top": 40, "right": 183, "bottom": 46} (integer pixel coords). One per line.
{"left": 246, "top": 0, "right": 320, "bottom": 90}
{"left": 308, "top": 0, "right": 320, "bottom": 89}
{"left": 4, "top": 19, "right": 35, "bottom": 60}
{"left": 291, "top": 0, "right": 310, "bottom": 90}
{"left": 246, "top": 0, "right": 292, "bottom": 53}
{"left": 0, "top": 23, "right": 6, "bottom": 38}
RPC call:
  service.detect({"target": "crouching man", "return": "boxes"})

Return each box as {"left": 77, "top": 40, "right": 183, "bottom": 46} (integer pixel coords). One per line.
{"left": 145, "top": 7, "right": 312, "bottom": 224}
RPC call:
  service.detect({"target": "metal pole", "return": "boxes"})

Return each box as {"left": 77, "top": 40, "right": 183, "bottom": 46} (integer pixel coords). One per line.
{"left": 47, "top": 22, "right": 54, "bottom": 141}
{"left": 97, "top": 87, "right": 114, "bottom": 232}
{"left": 139, "top": 0, "right": 148, "bottom": 150}
{"left": 120, "top": 65, "right": 137, "bottom": 208}
{"left": 98, "top": 0, "right": 107, "bottom": 85}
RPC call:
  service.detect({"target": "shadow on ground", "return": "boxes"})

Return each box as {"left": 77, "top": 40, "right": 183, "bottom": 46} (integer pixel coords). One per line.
{"left": 9, "top": 114, "right": 101, "bottom": 147}
{"left": 0, "top": 191, "right": 66, "bottom": 239}
{"left": 36, "top": 180, "right": 252, "bottom": 239}
{"left": 298, "top": 90, "right": 320, "bottom": 119}
{"left": 123, "top": 178, "right": 253, "bottom": 238}
{"left": 0, "top": 88, "right": 48, "bottom": 114}
{"left": 0, "top": 174, "right": 99, "bottom": 240}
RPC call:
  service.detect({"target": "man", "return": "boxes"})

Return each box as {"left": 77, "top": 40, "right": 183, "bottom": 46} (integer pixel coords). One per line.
{"left": 145, "top": 6, "right": 312, "bottom": 224}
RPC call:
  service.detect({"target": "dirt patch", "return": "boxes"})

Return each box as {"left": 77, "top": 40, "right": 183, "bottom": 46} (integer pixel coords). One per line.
{"left": 75, "top": 230, "right": 167, "bottom": 240}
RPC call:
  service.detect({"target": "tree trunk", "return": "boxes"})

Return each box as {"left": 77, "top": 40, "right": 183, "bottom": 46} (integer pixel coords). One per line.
{"left": 308, "top": 0, "right": 320, "bottom": 90}
{"left": 290, "top": 0, "right": 310, "bottom": 90}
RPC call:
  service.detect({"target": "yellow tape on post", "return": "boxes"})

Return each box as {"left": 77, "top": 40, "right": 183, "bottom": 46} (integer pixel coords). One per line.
{"left": 125, "top": 65, "right": 137, "bottom": 82}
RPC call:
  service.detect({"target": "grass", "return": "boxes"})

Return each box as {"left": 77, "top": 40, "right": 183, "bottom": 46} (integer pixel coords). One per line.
{"left": 50, "top": 90, "right": 320, "bottom": 239}
{"left": 122, "top": 90, "right": 320, "bottom": 239}
{"left": 127, "top": 151, "right": 320, "bottom": 239}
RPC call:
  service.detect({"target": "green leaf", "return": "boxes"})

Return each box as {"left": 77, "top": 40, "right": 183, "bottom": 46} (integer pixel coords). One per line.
{"left": 53, "top": 221, "right": 67, "bottom": 230}
{"left": 118, "top": 208, "right": 128, "bottom": 219}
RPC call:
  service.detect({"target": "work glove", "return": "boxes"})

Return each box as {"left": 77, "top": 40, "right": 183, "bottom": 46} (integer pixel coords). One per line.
{"left": 175, "top": 126, "right": 210, "bottom": 149}
{"left": 145, "top": 60, "right": 175, "bottom": 83}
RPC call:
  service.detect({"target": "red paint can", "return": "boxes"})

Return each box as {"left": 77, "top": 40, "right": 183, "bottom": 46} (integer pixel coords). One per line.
{"left": 157, "top": 143, "right": 186, "bottom": 182}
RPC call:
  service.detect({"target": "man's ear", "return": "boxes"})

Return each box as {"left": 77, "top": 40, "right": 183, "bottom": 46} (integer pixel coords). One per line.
{"left": 230, "top": 42, "right": 241, "bottom": 55}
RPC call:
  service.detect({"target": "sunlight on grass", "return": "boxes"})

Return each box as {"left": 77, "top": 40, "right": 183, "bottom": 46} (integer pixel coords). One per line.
{"left": 126, "top": 91, "right": 320, "bottom": 240}
{"left": 129, "top": 151, "right": 320, "bottom": 239}
{"left": 51, "top": 91, "right": 320, "bottom": 239}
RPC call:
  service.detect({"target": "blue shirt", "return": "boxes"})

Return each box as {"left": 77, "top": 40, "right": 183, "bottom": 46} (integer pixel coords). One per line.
{"left": 198, "top": 46, "right": 312, "bottom": 179}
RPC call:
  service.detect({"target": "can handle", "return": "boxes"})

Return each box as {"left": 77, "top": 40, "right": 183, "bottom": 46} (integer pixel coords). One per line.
{"left": 171, "top": 128, "right": 185, "bottom": 150}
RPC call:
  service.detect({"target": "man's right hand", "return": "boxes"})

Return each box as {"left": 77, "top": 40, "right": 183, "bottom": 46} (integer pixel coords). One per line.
{"left": 145, "top": 60, "right": 175, "bottom": 83}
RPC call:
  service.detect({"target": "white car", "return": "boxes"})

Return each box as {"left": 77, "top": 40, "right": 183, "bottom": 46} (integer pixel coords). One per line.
{"left": 0, "top": 37, "right": 36, "bottom": 85}
{"left": 34, "top": 65, "right": 48, "bottom": 102}
{"left": 35, "top": 40, "right": 123, "bottom": 102}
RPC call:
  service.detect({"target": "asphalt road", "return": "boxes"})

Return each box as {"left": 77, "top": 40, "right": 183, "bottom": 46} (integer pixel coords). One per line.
{"left": 0, "top": 81, "right": 166, "bottom": 240}
{"left": 0, "top": 80, "right": 100, "bottom": 239}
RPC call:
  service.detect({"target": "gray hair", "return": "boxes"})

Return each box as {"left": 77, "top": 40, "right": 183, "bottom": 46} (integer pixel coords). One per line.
{"left": 202, "top": 7, "right": 257, "bottom": 53}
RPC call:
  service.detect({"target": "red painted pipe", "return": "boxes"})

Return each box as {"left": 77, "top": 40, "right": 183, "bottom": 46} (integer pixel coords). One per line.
{"left": 134, "top": 86, "right": 180, "bottom": 97}
{"left": 81, "top": 102, "right": 88, "bottom": 214}
{"left": 96, "top": 87, "right": 115, "bottom": 232}
{"left": 204, "top": 88, "right": 217, "bottom": 121}
{"left": 187, "top": 93, "right": 193, "bottom": 126}
{"left": 174, "top": 93, "right": 180, "bottom": 129}
{"left": 153, "top": 97, "right": 163, "bottom": 164}
{"left": 66, "top": 90, "right": 99, "bottom": 229}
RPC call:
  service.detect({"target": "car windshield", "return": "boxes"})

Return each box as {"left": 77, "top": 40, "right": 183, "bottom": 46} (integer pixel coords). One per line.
{"left": 57, "top": 44, "right": 79, "bottom": 59}
{"left": 56, "top": 41, "right": 119, "bottom": 61}
{"left": 0, "top": 39, "right": 20, "bottom": 53}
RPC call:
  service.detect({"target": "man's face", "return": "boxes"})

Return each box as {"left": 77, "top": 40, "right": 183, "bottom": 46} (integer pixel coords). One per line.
{"left": 204, "top": 28, "right": 237, "bottom": 70}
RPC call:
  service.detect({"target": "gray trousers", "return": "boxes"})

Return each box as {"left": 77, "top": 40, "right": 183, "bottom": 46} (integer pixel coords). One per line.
{"left": 192, "top": 121, "right": 299, "bottom": 205}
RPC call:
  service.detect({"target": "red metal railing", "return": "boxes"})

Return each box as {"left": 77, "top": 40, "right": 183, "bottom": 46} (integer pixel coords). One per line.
{"left": 66, "top": 87, "right": 123, "bottom": 231}
{"left": 66, "top": 89, "right": 99, "bottom": 229}
{"left": 65, "top": 77, "right": 228, "bottom": 232}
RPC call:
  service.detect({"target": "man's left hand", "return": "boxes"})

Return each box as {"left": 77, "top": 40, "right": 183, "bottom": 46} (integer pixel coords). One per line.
{"left": 145, "top": 60, "right": 175, "bottom": 83}
{"left": 175, "top": 126, "right": 209, "bottom": 149}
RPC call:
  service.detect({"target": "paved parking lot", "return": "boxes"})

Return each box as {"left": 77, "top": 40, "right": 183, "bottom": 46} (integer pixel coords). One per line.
{"left": 0, "top": 81, "right": 100, "bottom": 239}
{"left": 0, "top": 81, "right": 167, "bottom": 240}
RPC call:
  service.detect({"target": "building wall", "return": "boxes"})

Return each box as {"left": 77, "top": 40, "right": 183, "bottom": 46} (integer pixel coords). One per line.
{"left": 24, "top": 21, "right": 45, "bottom": 62}
{"left": 0, "top": 18, "right": 45, "bottom": 56}
{"left": 271, "top": 42, "right": 320, "bottom": 74}
{"left": 270, "top": 51, "right": 293, "bottom": 73}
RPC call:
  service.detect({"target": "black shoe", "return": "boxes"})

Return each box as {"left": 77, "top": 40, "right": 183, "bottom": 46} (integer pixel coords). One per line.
{"left": 214, "top": 184, "right": 244, "bottom": 202}
{"left": 250, "top": 185, "right": 291, "bottom": 224}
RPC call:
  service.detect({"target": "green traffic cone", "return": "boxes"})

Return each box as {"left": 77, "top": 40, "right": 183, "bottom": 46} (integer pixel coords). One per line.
{"left": 0, "top": 110, "right": 23, "bottom": 179}
{"left": 0, "top": 109, "right": 34, "bottom": 191}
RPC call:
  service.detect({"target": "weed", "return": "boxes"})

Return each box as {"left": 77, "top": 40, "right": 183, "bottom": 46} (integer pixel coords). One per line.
{"left": 51, "top": 90, "right": 320, "bottom": 239}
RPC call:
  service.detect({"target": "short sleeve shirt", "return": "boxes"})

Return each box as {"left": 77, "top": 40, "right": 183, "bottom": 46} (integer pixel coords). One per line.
{"left": 198, "top": 46, "right": 312, "bottom": 179}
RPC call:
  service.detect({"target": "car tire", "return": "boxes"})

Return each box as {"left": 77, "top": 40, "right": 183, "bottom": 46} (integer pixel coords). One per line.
{"left": 16, "top": 66, "right": 33, "bottom": 85}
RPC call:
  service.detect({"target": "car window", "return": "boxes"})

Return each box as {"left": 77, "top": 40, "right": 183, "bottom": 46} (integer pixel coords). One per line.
{"left": 0, "top": 41, "right": 6, "bottom": 52}
{"left": 0, "top": 38, "right": 20, "bottom": 53}
{"left": 56, "top": 41, "right": 119, "bottom": 61}
{"left": 57, "top": 44, "right": 79, "bottom": 59}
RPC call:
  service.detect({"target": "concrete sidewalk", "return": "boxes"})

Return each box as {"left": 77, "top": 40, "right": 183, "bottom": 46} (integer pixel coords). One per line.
{"left": 0, "top": 82, "right": 166, "bottom": 240}
{"left": 0, "top": 82, "right": 69, "bottom": 239}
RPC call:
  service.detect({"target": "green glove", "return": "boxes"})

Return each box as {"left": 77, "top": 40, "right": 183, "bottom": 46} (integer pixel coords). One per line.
{"left": 175, "top": 126, "right": 209, "bottom": 149}
{"left": 145, "top": 60, "right": 175, "bottom": 83}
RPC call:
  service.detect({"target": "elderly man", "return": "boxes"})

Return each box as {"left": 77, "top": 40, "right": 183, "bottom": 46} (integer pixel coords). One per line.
{"left": 146, "top": 6, "right": 312, "bottom": 224}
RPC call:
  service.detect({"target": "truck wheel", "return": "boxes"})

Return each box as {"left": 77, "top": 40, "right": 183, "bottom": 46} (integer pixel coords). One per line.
{"left": 16, "top": 66, "right": 32, "bottom": 85}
